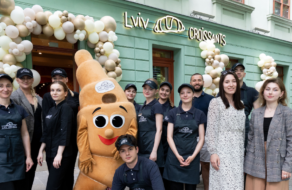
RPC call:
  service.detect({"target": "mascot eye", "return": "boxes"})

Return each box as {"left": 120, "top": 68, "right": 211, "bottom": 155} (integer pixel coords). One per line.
{"left": 93, "top": 115, "right": 108, "bottom": 128}
{"left": 110, "top": 115, "right": 125, "bottom": 128}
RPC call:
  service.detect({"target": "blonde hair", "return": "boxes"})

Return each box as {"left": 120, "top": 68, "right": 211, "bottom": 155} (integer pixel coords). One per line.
{"left": 259, "top": 78, "right": 288, "bottom": 106}
{"left": 147, "top": 78, "right": 159, "bottom": 99}
{"left": 31, "top": 87, "right": 38, "bottom": 111}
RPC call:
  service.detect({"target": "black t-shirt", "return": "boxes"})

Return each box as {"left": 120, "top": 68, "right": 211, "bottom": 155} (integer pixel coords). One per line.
{"left": 31, "top": 103, "right": 42, "bottom": 143}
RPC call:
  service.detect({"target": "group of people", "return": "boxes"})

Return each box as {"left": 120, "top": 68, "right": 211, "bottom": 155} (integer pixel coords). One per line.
{"left": 0, "top": 68, "right": 79, "bottom": 190}
{"left": 112, "top": 63, "right": 292, "bottom": 190}
{"left": 0, "top": 62, "right": 291, "bottom": 190}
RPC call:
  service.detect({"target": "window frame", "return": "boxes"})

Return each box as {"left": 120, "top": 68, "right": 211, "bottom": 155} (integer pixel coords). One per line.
{"left": 273, "top": 0, "right": 290, "bottom": 19}
{"left": 233, "top": 0, "right": 245, "bottom": 3}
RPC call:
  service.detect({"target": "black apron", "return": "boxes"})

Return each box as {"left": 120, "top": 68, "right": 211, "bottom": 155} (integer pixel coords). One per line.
{"left": 162, "top": 105, "right": 171, "bottom": 162}
{"left": 163, "top": 109, "right": 200, "bottom": 185}
{"left": 0, "top": 106, "right": 25, "bottom": 183}
{"left": 123, "top": 163, "right": 153, "bottom": 190}
{"left": 242, "top": 90, "right": 250, "bottom": 148}
{"left": 138, "top": 107, "right": 164, "bottom": 167}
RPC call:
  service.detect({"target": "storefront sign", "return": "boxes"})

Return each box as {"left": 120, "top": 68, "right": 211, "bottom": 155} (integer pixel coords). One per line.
{"left": 123, "top": 12, "right": 227, "bottom": 46}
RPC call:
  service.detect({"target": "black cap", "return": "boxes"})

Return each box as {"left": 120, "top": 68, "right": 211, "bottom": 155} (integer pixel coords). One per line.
{"left": 160, "top": 82, "right": 172, "bottom": 91}
{"left": 231, "top": 63, "right": 245, "bottom": 71}
{"left": 116, "top": 137, "right": 135, "bottom": 150}
{"left": 142, "top": 80, "right": 158, "bottom": 89}
{"left": 51, "top": 68, "right": 67, "bottom": 78}
{"left": 0, "top": 74, "right": 13, "bottom": 83}
{"left": 16, "top": 68, "right": 33, "bottom": 78}
{"left": 124, "top": 83, "right": 137, "bottom": 91}
{"left": 178, "top": 83, "right": 195, "bottom": 93}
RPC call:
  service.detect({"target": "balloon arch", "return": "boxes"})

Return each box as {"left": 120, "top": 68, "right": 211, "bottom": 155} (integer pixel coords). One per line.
{"left": 0, "top": 1, "right": 122, "bottom": 90}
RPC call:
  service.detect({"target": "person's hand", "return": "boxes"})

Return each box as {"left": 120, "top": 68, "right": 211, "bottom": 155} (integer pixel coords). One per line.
{"left": 53, "top": 154, "right": 62, "bottom": 169}
{"left": 149, "top": 151, "right": 157, "bottom": 162}
{"left": 282, "top": 171, "right": 291, "bottom": 180}
{"left": 176, "top": 155, "right": 186, "bottom": 167}
{"left": 37, "top": 151, "right": 43, "bottom": 166}
{"left": 26, "top": 157, "right": 34, "bottom": 172}
{"left": 210, "top": 154, "right": 220, "bottom": 171}
{"left": 184, "top": 155, "right": 195, "bottom": 166}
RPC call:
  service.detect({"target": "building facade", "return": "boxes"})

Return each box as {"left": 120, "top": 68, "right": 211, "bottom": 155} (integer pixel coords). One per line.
{"left": 15, "top": 0, "right": 292, "bottom": 106}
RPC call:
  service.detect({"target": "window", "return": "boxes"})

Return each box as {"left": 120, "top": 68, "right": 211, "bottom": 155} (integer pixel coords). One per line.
{"left": 274, "top": 0, "right": 290, "bottom": 19}
{"left": 233, "top": 0, "right": 244, "bottom": 3}
{"left": 276, "top": 66, "right": 284, "bottom": 81}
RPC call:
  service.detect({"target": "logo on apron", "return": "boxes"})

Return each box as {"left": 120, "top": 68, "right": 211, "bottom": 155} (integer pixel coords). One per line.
{"left": 1, "top": 122, "right": 17, "bottom": 129}
{"left": 139, "top": 116, "right": 147, "bottom": 122}
{"left": 179, "top": 127, "right": 193, "bottom": 134}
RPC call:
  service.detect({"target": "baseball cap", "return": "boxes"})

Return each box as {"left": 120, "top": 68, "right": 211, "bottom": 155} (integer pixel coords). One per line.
{"left": 0, "top": 74, "right": 13, "bottom": 83}
{"left": 178, "top": 83, "right": 195, "bottom": 93}
{"left": 124, "top": 83, "right": 137, "bottom": 91}
{"left": 51, "top": 68, "right": 68, "bottom": 78}
{"left": 231, "top": 63, "right": 245, "bottom": 71}
{"left": 16, "top": 68, "right": 33, "bottom": 78}
{"left": 160, "top": 81, "right": 172, "bottom": 91}
{"left": 142, "top": 80, "right": 158, "bottom": 90}
{"left": 116, "top": 137, "right": 135, "bottom": 150}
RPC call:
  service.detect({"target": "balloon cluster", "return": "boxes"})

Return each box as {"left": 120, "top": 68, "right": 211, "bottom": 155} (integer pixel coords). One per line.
{"left": 199, "top": 40, "right": 229, "bottom": 96}
{"left": 255, "top": 53, "right": 278, "bottom": 92}
{"left": 0, "top": 1, "right": 122, "bottom": 81}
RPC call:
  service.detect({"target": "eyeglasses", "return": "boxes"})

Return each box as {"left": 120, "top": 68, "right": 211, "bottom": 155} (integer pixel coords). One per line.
{"left": 221, "top": 70, "right": 234, "bottom": 76}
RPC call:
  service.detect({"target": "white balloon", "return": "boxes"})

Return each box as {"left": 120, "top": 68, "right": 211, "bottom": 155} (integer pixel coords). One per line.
{"left": 23, "top": 8, "right": 35, "bottom": 20}
{"left": 48, "top": 14, "right": 61, "bottom": 29}
{"left": 26, "top": 22, "right": 33, "bottom": 29}
{"left": 32, "top": 23, "right": 42, "bottom": 35}
{"left": 32, "top": 21, "right": 37, "bottom": 27}
{"left": 205, "top": 88, "right": 213, "bottom": 95}
{"left": 0, "top": 48, "right": 8, "bottom": 60}
{"left": 66, "top": 33, "right": 78, "bottom": 44}
{"left": 112, "top": 49, "right": 120, "bottom": 57}
{"left": 62, "top": 21, "right": 74, "bottom": 34}
{"left": 98, "top": 56, "right": 108, "bottom": 66}
{"left": 269, "top": 66, "right": 276, "bottom": 72}
{"left": 215, "top": 67, "right": 223, "bottom": 74}
{"left": 0, "top": 36, "right": 12, "bottom": 50}
{"left": 17, "top": 44, "right": 24, "bottom": 52}
{"left": 259, "top": 53, "right": 266, "bottom": 60}
{"left": 202, "top": 74, "right": 212, "bottom": 87}
{"left": 261, "top": 74, "right": 267, "bottom": 80}
{"left": 219, "top": 62, "right": 225, "bottom": 69}
{"left": 263, "top": 69, "right": 268, "bottom": 75}
{"left": 88, "top": 32, "right": 99, "bottom": 44}
{"left": 0, "top": 62, "right": 3, "bottom": 68}
{"left": 13, "top": 79, "right": 19, "bottom": 89}
{"left": 255, "top": 81, "right": 264, "bottom": 92}
{"left": 264, "top": 56, "right": 272, "bottom": 63}
{"left": 5, "top": 25, "right": 19, "bottom": 39}
{"left": 3, "top": 63, "right": 10, "bottom": 68}
{"left": 257, "top": 60, "right": 264, "bottom": 67}
{"left": 31, "top": 69, "right": 41, "bottom": 87}
{"left": 199, "top": 41, "right": 207, "bottom": 50}
{"left": 21, "top": 40, "right": 33, "bottom": 53}
{"left": 209, "top": 83, "right": 216, "bottom": 90}
{"left": 54, "top": 27, "right": 66, "bottom": 40}
{"left": 15, "top": 53, "right": 26, "bottom": 62}
{"left": 85, "top": 20, "right": 95, "bottom": 33}
{"left": 87, "top": 40, "right": 95, "bottom": 48}
{"left": 212, "top": 60, "right": 220, "bottom": 68}
{"left": 205, "top": 66, "right": 214, "bottom": 74}
{"left": 213, "top": 88, "right": 219, "bottom": 95}
{"left": 116, "top": 74, "right": 122, "bottom": 82}
{"left": 79, "top": 33, "right": 85, "bottom": 41}
{"left": 201, "top": 50, "right": 207, "bottom": 59}
{"left": 94, "top": 21, "right": 105, "bottom": 32}
{"left": 54, "top": 11, "right": 62, "bottom": 16}
{"left": 9, "top": 72, "right": 15, "bottom": 79}
{"left": 108, "top": 53, "right": 118, "bottom": 62}
{"left": 12, "top": 49, "right": 19, "bottom": 55}
{"left": 99, "top": 31, "right": 108, "bottom": 42}
{"left": 12, "top": 37, "right": 22, "bottom": 44}
{"left": 68, "top": 13, "right": 75, "bottom": 20}
{"left": 10, "top": 65, "right": 17, "bottom": 72}
{"left": 32, "top": 5, "right": 43, "bottom": 14}
{"left": 4, "top": 67, "right": 12, "bottom": 75}
{"left": 11, "top": 9, "right": 25, "bottom": 24}
{"left": 272, "top": 71, "right": 278, "bottom": 78}
{"left": 206, "top": 44, "right": 215, "bottom": 51}
{"left": 103, "top": 42, "right": 113, "bottom": 54}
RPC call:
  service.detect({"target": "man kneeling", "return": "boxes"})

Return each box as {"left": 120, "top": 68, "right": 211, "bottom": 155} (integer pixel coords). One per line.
{"left": 112, "top": 134, "right": 165, "bottom": 190}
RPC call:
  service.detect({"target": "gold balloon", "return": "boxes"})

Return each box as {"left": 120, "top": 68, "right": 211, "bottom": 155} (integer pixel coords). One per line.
{"left": 210, "top": 59, "right": 214, "bottom": 63}
{"left": 221, "top": 54, "right": 229, "bottom": 67}
{"left": 264, "top": 62, "right": 271, "bottom": 69}
{"left": 100, "top": 49, "right": 105, "bottom": 55}
{"left": 117, "top": 59, "right": 121, "bottom": 64}
{"left": 95, "top": 53, "right": 101, "bottom": 57}
{"left": 0, "top": 16, "right": 14, "bottom": 26}
{"left": 3, "top": 54, "right": 16, "bottom": 65}
{"left": 209, "top": 70, "right": 219, "bottom": 79}
{"left": 0, "top": 68, "right": 4, "bottom": 74}
{"left": 0, "top": 0, "right": 15, "bottom": 16}
{"left": 214, "top": 48, "right": 220, "bottom": 55}
{"left": 96, "top": 42, "right": 104, "bottom": 47}
{"left": 16, "top": 24, "right": 29, "bottom": 37}
{"left": 44, "top": 11, "right": 52, "bottom": 21}
{"left": 61, "top": 16, "right": 67, "bottom": 23}
{"left": 207, "top": 51, "right": 214, "bottom": 58}
{"left": 115, "top": 67, "right": 122, "bottom": 77}
{"left": 271, "top": 62, "right": 277, "bottom": 67}
{"left": 100, "top": 16, "right": 117, "bottom": 32}
{"left": 73, "top": 18, "right": 85, "bottom": 30}
{"left": 43, "top": 24, "right": 54, "bottom": 37}
{"left": 105, "top": 60, "right": 116, "bottom": 71}
{"left": 94, "top": 48, "right": 100, "bottom": 53}
{"left": 117, "top": 64, "right": 121, "bottom": 68}
{"left": 107, "top": 71, "right": 117, "bottom": 79}
{"left": 98, "top": 44, "right": 103, "bottom": 49}
{"left": 205, "top": 58, "right": 210, "bottom": 64}
{"left": 36, "top": 12, "right": 47, "bottom": 25}
{"left": 76, "top": 15, "right": 85, "bottom": 20}
{"left": 213, "top": 77, "right": 220, "bottom": 86}
{"left": 214, "top": 55, "right": 221, "bottom": 62}
{"left": 62, "top": 10, "right": 68, "bottom": 17}
{"left": 208, "top": 55, "right": 212, "bottom": 60}
{"left": 15, "top": 63, "right": 23, "bottom": 68}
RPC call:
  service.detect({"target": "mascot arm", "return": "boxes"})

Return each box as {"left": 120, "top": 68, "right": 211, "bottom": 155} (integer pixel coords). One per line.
{"left": 78, "top": 116, "right": 96, "bottom": 174}
{"left": 112, "top": 118, "right": 138, "bottom": 159}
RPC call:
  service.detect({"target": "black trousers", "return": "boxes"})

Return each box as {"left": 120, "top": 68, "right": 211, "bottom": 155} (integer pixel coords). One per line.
{"left": 25, "top": 141, "right": 41, "bottom": 190}
{"left": 0, "top": 180, "right": 25, "bottom": 190}
{"left": 168, "top": 180, "right": 197, "bottom": 190}
{"left": 159, "top": 167, "right": 170, "bottom": 190}
{"left": 61, "top": 146, "right": 78, "bottom": 190}
{"left": 46, "top": 156, "right": 73, "bottom": 190}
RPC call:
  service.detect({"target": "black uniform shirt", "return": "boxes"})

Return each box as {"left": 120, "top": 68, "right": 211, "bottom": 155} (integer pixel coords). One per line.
{"left": 241, "top": 82, "right": 258, "bottom": 116}
{"left": 31, "top": 103, "right": 42, "bottom": 143}
{"left": 133, "top": 101, "right": 142, "bottom": 116}
{"left": 0, "top": 100, "right": 28, "bottom": 124}
{"left": 41, "top": 100, "right": 74, "bottom": 158}
{"left": 166, "top": 105, "right": 206, "bottom": 126}
{"left": 112, "top": 156, "right": 165, "bottom": 190}
{"left": 139, "top": 99, "right": 163, "bottom": 120}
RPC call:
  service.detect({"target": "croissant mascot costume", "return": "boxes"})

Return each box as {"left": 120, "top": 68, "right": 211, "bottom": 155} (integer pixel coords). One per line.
{"left": 73, "top": 50, "right": 137, "bottom": 189}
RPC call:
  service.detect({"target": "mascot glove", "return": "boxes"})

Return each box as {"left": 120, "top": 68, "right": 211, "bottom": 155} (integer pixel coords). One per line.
{"left": 112, "top": 147, "right": 120, "bottom": 160}
{"left": 79, "top": 157, "right": 96, "bottom": 174}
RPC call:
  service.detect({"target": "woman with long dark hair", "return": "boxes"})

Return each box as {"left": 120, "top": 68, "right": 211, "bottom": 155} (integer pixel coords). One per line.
{"left": 245, "top": 78, "right": 292, "bottom": 189}
{"left": 206, "top": 70, "right": 245, "bottom": 189}
{"left": 38, "top": 81, "right": 74, "bottom": 190}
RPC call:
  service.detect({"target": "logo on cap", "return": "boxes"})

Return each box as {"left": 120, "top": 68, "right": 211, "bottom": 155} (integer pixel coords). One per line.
{"left": 20, "top": 69, "right": 30, "bottom": 73}
{"left": 54, "top": 70, "right": 62, "bottom": 74}
{"left": 0, "top": 74, "right": 4, "bottom": 77}
{"left": 121, "top": 139, "right": 127, "bottom": 145}
{"left": 146, "top": 80, "right": 152, "bottom": 84}
{"left": 95, "top": 80, "right": 115, "bottom": 93}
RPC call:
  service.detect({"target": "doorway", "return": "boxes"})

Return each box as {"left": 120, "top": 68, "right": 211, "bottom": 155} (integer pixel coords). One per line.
{"left": 31, "top": 34, "right": 78, "bottom": 97}
{"left": 152, "top": 48, "right": 174, "bottom": 102}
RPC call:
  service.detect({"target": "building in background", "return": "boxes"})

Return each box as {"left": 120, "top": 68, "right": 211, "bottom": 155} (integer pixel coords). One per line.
{"left": 17, "top": 0, "right": 292, "bottom": 106}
